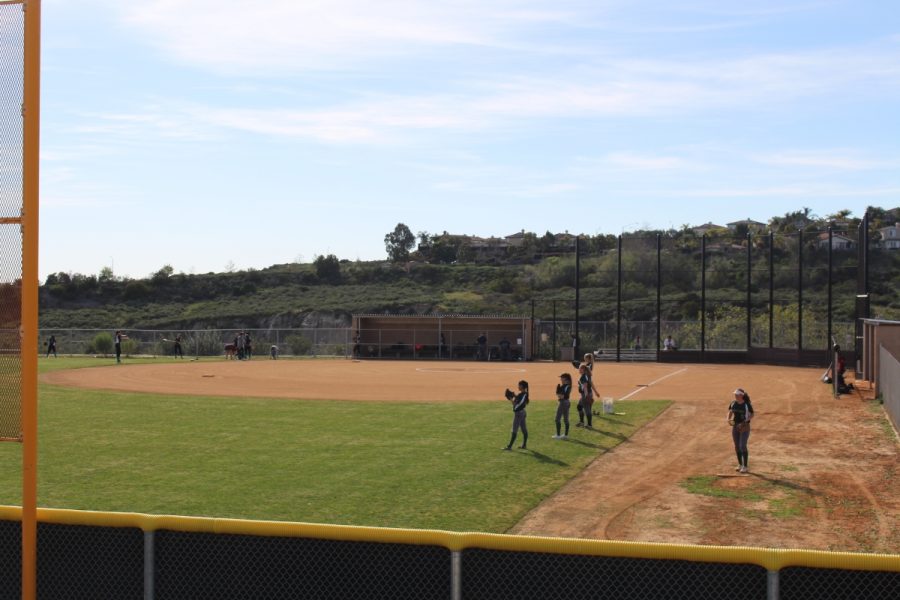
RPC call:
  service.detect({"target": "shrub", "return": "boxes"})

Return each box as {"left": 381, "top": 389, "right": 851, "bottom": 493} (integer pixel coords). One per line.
{"left": 91, "top": 332, "right": 113, "bottom": 356}
{"left": 286, "top": 334, "right": 312, "bottom": 356}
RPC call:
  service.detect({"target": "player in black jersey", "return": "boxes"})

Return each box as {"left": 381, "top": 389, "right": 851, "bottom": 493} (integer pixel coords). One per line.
{"left": 502, "top": 380, "right": 529, "bottom": 450}
{"left": 728, "top": 388, "right": 754, "bottom": 473}
{"left": 553, "top": 373, "right": 572, "bottom": 439}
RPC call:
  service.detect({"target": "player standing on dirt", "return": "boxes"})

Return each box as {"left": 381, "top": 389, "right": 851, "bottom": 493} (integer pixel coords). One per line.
{"left": 728, "top": 388, "right": 754, "bottom": 473}
{"left": 553, "top": 373, "right": 572, "bottom": 439}
{"left": 502, "top": 380, "right": 529, "bottom": 451}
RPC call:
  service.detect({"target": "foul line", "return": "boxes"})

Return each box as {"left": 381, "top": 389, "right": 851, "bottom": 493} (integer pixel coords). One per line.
{"left": 618, "top": 367, "right": 688, "bottom": 401}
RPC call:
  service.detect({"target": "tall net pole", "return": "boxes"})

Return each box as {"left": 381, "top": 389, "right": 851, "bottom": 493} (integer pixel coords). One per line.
{"left": 22, "top": 0, "right": 41, "bottom": 598}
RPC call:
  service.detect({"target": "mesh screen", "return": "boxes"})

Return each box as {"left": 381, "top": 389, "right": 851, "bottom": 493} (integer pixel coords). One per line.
{"left": 0, "top": 519, "right": 21, "bottom": 600}
{"left": 780, "top": 566, "right": 900, "bottom": 600}
{"left": 660, "top": 235, "right": 702, "bottom": 351}
{"left": 36, "top": 523, "right": 144, "bottom": 599}
{"left": 155, "top": 530, "right": 451, "bottom": 599}
{"left": 0, "top": 1, "right": 24, "bottom": 441}
{"left": 462, "top": 548, "right": 767, "bottom": 600}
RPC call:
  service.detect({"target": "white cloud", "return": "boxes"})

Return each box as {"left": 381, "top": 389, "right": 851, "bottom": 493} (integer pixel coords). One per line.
{"left": 596, "top": 152, "right": 695, "bottom": 170}
{"left": 107, "top": 0, "right": 575, "bottom": 73}
{"left": 754, "top": 151, "right": 900, "bottom": 171}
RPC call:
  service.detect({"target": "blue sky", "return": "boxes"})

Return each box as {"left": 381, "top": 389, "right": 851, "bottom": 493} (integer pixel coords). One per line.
{"left": 37, "top": 0, "right": 900, "bottom": 279}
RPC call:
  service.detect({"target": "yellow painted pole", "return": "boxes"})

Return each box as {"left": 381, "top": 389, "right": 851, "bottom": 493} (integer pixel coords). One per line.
{"left": 21, "top": 1, "right": 41, "bottom": 599}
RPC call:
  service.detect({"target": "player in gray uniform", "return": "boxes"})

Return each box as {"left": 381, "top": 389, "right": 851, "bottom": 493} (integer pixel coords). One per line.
{"left": 728, "top": 388, "right": 754, "bottom": 473}
{"left": 553, "top": 373, "right": 572, "bottom": 439}
{"left": 502, "top": 380, "right": 529, "bottom": 450}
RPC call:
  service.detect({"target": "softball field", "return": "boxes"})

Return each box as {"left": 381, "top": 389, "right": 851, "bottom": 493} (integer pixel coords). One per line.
{"left": 44, "top": 359, "right": 900, "bottom": 552}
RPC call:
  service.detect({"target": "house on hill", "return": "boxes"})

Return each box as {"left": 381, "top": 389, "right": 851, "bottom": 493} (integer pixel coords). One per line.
{"left": 726, "top": 218, "right": 767, "bottom": 234}
{"left": 692, "top": 222, "right": 727, "bottom": 236}
{"left": 816, "top": 232, "right": 855, "bottom": 251}
{"left": 879, "top": 223, "right": 900, "bottom": 250}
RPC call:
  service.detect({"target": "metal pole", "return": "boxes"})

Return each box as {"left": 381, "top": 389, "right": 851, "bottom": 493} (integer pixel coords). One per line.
{"left": 701, "top": 234, "right": 706, "bottom": 358}
{"left": 746, "top": 232, "right": 752, "bottom": 350}
{"left": 798, "top": 230, "right": 803, "bottom": 351}
{"left": 552, "top": 300, "right": 557, "bottom": 361}
{"left": 616, "top": 235, "right": 622, "bottom": 362}
{"left": 767, "top": 570, "right": 780, "bottom": 600}
{"left": 530, "top": 299, "right": 535, "bottom": 361}
{"left": 451, "top": 551, "right": 462, "bottom": 600}
{"left": 769, "top": 231, "right": 774, "bottom": 348}
{"left": 21, "top": 2, "right": 42, "bottom": 598}
{"left": 574, "top": 236, "right": 581, "bottom": 358}
{"left": 144, "top": 530, "right": 156, "bottom": 600}
{"left": 827, "top": 227, "right": 833, "bottom": 355}
{"left": 656, "top": 234, "right": 661, "bottom": 355}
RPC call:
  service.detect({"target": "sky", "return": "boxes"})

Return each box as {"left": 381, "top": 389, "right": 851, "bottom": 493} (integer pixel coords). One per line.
{"left": 31, "top": 0, "right": 900, "bottom": 279}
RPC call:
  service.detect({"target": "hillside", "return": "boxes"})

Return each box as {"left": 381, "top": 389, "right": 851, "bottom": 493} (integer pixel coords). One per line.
{"left": 38, "top": 235, "right": 899, "bottom": 331}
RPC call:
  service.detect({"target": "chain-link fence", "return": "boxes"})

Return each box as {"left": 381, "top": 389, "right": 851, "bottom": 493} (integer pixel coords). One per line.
{"left": 0, "top": 0, "right": 25, "bottom": 442}
{"left": 37, "top": 328, "right": 353, "bottom": 359}
{"left": 1, "top": 508, "right": 898, "bottom": 599}
{"left": 531, "top": 228, "right": 884, "bottom": 366}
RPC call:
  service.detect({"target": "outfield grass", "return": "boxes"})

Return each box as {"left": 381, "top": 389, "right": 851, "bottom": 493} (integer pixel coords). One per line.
{"left": 0, "top": 358, "right": 669, "bottom": 533}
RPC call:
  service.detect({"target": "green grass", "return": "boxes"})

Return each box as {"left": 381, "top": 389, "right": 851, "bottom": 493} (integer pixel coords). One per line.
{"left": 682, "top": 475, "right": 816, "bottom": 520}
{"left": 680, "top": 476, "right": 763, "bottom": 501}
{"left": 0, "top": 358, "right": 669, "bottom": 532}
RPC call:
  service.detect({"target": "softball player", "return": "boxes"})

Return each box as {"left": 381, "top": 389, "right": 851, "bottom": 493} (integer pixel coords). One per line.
{"left": 728, "top": 388, "right": 754, "bottom": 473}
{"left": 502, "top": 380, "right": 529, "bottom": 450}
{"left": 576, "top": 363, "right": 599, "bottom": 428}
{"left": 553, "top": 373, "right": 572, "bottom": 439}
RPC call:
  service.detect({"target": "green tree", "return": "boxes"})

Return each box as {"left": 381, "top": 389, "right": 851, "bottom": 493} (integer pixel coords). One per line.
{"left": 313, "top": 254, "right": 341, "bottom": 283}
{"left": 384, "top": 223, "right": 416, "bottom": 262}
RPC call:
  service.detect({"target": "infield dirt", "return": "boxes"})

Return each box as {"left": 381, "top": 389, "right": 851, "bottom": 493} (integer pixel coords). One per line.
{"left": 44, "top": 359, "right": 900, "bottom": 552}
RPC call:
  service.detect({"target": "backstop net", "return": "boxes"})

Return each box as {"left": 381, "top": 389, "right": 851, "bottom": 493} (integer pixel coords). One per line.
{"left": 0, "top": 1, "right": 24, "bottom": 441}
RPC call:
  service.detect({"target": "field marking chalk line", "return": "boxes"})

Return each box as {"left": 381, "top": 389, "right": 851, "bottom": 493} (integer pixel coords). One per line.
{"left": 415, "top": 367, "right": 527, "bottom": 374}
{"left": 618, "top": 367, "right": 688, "bottom": 401}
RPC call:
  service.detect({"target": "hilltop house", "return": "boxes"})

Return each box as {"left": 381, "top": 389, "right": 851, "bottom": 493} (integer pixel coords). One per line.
{"left": 726, "top": 219, "right": 767, "bottom": 233}
{"left": 816, "top": 232, "right": 855, "bottom": 251}
{"left": 879, "top": 223, "right": 900, "bottom": 250}
{"left": 691, "top": 222, "right": 727, "bottom": 236}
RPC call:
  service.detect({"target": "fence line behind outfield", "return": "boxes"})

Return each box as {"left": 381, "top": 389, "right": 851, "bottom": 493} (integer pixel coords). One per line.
{"left": 38, "top": 328, "right": 353, "bottom": 359}
{"left": 38, "top": 321, "right": 856, "bottom": 362}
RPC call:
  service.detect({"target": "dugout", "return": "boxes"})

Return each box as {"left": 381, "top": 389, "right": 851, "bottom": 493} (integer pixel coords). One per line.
{"left": 351, "top": 314, "right": 533, "bottom": 360}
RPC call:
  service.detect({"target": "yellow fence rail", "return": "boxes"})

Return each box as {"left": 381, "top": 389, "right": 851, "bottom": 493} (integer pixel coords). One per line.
{"left": 1, "top": 505, "right": 898, "bottom": 599}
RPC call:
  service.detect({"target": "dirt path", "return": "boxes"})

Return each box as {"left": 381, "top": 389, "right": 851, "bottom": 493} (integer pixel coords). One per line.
{"left": 44, "top": 359, "right": 900, "bottom": 552}
{"left": 509, "top": 365, "right": 900, "bottom": 552}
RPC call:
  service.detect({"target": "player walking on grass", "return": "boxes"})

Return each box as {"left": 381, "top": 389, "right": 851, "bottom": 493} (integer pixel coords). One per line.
{"left": 503, "top": 380, "right": 529, "bottom": 450}
{"left": 728, "top": 388, "right": 754, "bottom": 473}
{"left": 46, "top": 335, "right": 57, "bottom": 358}
{"left": 553, "top": 373, "right": 572, "bottom": 439}
{"left": 114, "top": 330, "right": 127, "bottom": 364}
{"left": 173, "top": 334, "right": 184, "bottom": 359}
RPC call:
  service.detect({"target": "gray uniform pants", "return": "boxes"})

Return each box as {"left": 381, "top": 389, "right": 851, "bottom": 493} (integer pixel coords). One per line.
{"left": 555, "top": 400, "right": 570, "bottom": 427}
{"left": 511, "top": 411, "right": 527, "bottom": 436}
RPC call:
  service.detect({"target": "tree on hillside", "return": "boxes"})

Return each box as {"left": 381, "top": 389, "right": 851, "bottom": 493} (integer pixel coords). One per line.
{"left": 384, "top": 223, "right": 416, "bottom": 262}
{"left": 314, "top": 254, "right": 341, "bottom": 282}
